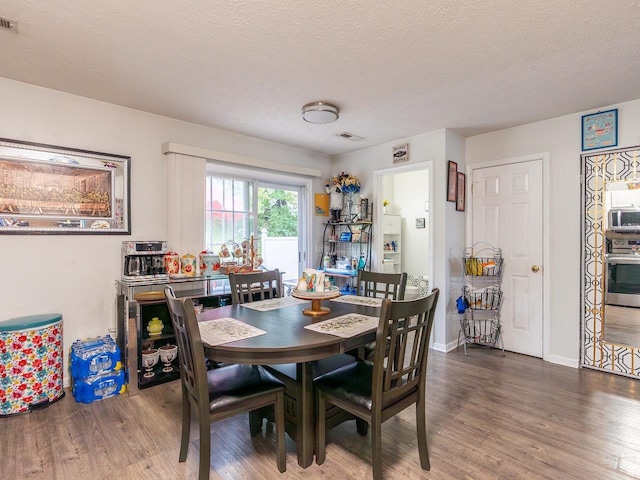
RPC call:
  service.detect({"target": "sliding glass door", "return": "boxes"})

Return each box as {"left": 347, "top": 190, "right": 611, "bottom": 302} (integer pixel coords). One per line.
{"left": 205, "top": 170, "right": 306, "bottom": 281}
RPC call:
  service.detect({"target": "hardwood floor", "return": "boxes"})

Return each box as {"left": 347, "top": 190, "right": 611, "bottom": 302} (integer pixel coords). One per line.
{"left": 2, "top": 349, "right": 640, "bottom": 479}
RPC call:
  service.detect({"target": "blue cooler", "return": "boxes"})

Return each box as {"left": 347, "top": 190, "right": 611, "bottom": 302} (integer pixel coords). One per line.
{"left": 0, "top": 314, "right": 65, "bottom": 416}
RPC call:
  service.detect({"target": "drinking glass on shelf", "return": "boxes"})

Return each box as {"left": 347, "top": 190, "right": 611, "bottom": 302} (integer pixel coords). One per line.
{"left": 141, "top": 349, "right": 159, "bottom": 378}
{"left": 158, "top": 344, "right": 178, "bottom": 372}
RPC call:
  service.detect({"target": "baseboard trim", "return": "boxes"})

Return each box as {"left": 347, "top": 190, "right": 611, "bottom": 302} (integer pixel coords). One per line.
{"left": 547, "top": 354, "right": 578, "bottom": 369}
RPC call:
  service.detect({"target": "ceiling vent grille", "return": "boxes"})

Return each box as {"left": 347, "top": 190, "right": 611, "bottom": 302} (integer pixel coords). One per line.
{"left": 0, "top": 16, "right": 18, "bottom": 33}
{"left": 337, "top": 132, "right": 365, "bottom": 141}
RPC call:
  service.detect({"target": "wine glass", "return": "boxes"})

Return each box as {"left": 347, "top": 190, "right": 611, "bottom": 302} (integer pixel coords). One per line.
{"left": 141, "top": 349, "right": 159, "bottom": 378}
{"left": 158, "top": 344, "right": 178, "bottom": 372}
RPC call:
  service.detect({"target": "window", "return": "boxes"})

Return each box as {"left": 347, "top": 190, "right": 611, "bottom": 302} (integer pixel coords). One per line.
{"left": 205, "top": 175, "right": 255, "bottom": 254}
{"left": 205, "top": 171, "right": 306, "bottom": 280}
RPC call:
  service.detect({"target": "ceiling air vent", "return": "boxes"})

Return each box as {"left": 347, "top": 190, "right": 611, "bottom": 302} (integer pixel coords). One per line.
{"left": 0, "top": 16, "right": 18, "bottom": 33}
{"left": 337, "top": 132, "right": 365, "bottom": 141}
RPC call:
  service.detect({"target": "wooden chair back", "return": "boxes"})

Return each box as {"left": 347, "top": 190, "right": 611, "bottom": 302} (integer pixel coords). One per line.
{"left": 164, "top": 287, "right": 209, "bottom": 418}
{"left": 228, "top": 269, "right": 282, "bottom": 304}
{"left": 357, "top": 270, "right": 407, "bottom": 300}
{"left": 372, "top": 288, "right": 439, "bottom": 414}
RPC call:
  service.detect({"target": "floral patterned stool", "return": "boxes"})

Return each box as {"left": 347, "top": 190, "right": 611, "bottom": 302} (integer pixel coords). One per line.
{"left": 0, "top": 313, "right": 64, "bottom": 416}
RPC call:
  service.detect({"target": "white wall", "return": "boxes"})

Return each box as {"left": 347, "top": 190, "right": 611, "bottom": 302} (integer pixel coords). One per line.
{"left": 466, "top": 97, "right": 640, "bottom": 367}
{"left": 0, "top": 78, "right": 332, "bottom": 384}
{"left": 333, "top": 129, "right": 466, "bottom": 351}
{"left": 393, "top": 169, "right": 429, "bottom": 279}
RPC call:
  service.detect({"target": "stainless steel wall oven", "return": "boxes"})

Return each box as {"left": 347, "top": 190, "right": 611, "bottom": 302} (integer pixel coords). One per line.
{"left": 605, "top": 237, "right": 640, "bottom": 307}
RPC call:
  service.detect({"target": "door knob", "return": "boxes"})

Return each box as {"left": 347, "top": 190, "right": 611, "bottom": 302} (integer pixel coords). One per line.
{"left": 531, "top": 265, "right": 540, "bottom": 273}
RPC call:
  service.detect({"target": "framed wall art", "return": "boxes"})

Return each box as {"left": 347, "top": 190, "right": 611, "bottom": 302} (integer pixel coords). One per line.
{"left": 456, "top": 172, "right": 466, "bottom": 212}
{"left": 447, "top": 160, "right": 457, "bottom": 202}
{"left": 415, "top": 218, "right": 425, "bottom": 229}
{"left": 0, "top": 138, "right": 131, "bottom": 234}
{"left": 393, "top": 143, "right": 409, "bottom": 164}
{"left": 581, "top": 108, "right": 618, "bottom": 151}
{"left": 315, "top": 193, "right": 329, "bottom": 216}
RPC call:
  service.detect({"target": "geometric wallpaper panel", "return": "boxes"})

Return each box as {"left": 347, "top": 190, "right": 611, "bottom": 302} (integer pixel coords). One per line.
{"left": 581, "top": 145, "right": 640, "bottom": 378}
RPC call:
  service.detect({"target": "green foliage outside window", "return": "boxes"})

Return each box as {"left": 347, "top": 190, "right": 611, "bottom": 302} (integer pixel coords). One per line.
{"left": 258, "top": 188, "right": 298, "bottom": 237}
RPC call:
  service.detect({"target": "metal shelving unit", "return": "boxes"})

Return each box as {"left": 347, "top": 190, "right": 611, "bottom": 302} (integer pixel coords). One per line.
{"left": 319, "top": 210, "right": 373, "bottom": 292}
{"left": 458, "top": 243, "right": 505, "bottom": 355}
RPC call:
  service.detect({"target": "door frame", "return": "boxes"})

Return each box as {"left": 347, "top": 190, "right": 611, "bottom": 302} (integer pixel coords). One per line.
{"left": 466, "top": 152, "right": 551, "bottom": 361}
{"left": 374, "top": 161, "right": 435, "bottom": 292}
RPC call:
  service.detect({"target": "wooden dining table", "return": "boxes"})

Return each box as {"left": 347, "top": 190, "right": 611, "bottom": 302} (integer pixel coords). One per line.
{"left": 197, "top": 297, "right": 381, "bottom": 468}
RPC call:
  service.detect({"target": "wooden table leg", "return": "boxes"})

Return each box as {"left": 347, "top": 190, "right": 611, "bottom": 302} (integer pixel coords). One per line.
{"left": 296, "top": 361, "right": 315, "bottom": 468}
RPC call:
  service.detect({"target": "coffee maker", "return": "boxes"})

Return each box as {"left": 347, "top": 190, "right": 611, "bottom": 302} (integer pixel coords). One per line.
{"left": 122, "top": 241, "right": 169, "bottom": 281}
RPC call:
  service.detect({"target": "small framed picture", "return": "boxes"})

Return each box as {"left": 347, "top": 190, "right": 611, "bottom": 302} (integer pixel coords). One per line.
{"left": 582, "top": 109, "right": 618, "bottom": 151}
{"left": 456, "top": 172, "right": 466, "bottom": 212}
{"left": 416, "top": 218, "right": 425, "bottom": 229}
{"left": 447, "top": 160, "right": 457, "bottom": 202}
{"left": 393, "top": 143, "right": 409, "bottom": 164}
{"left": 314, "top": 193, "right": 329, "bottom": 216}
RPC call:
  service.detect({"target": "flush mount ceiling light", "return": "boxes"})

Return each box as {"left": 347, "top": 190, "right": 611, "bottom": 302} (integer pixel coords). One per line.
{"left": 302, "top": 102, "right": 339, "bottom": 124}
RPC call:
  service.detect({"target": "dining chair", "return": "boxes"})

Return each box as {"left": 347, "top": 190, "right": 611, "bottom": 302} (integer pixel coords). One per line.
{"left": 228, "top": 269, "right": 282, "bottom": 304}
{"left": 353, "top": 270, "right": 408, "bottom": 360}
{"left": 163, "top": 287, "right": 286, "bottom": 479}
{"left": 356, "top": 269, "right": 407, "bottom": 300}
{"left": 314, "top": 288, "right": 440, "bottom": 480}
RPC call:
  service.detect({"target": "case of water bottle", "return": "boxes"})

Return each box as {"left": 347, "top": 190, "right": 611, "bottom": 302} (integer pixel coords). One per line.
{"left": 72, "top": 369, "right": 125, "bottom": 404}
{"left": 70, "top": 335, "right": 126, "bottom": 403}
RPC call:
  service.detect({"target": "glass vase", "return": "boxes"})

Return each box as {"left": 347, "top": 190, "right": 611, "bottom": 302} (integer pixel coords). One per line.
{"left": 344, "top": 193, "right": 356, "bottom": 221}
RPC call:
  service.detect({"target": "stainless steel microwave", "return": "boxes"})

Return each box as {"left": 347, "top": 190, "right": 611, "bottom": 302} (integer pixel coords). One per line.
{"left": 608, "top": 208, "right": 640, "bottom": 232}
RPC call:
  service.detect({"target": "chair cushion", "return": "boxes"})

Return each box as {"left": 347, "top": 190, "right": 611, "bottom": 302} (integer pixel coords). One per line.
{"left": 314, "top": 360, "right": 374, "bottom": 411}
{"left": 208, "top": 364, "right": 284, "bottom": 412}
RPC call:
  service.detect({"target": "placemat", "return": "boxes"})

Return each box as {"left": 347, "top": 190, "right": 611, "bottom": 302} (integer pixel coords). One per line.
{"left": 330, "top": 295, "right": 384, "bottom": 307}
{"left": 198, "top": 317, "right": 266, "bottom": 346}
{"left": 239, "top": 296, "right": 307, "bottom": 311}
{"left": 304, "top": 313, "right": 380, "bottom": 338}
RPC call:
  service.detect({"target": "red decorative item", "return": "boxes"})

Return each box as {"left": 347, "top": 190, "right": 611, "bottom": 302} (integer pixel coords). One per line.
{"left": 164, "top": 250, "right": 180, "bottom": 275}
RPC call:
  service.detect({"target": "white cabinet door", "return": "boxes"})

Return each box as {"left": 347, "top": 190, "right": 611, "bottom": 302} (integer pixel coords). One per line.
{"left": 382, "top": 214, "right": 401, "bottom": 234}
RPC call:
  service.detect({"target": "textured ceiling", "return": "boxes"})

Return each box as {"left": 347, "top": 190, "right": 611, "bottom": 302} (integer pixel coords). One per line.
{"left": 1, "top": 1, "right": 640, "bottom": 156}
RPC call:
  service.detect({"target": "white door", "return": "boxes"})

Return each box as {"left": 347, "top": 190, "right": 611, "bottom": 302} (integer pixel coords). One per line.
{"left": 471, "top": 160, "right": 543, "bottom": 357}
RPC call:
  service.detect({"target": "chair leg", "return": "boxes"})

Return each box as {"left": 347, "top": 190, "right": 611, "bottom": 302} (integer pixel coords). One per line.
{"left": 248, "top": 410, "right": 263, "bottom": 437}
{"left": 198, "top": 415, "right": 211, "bottom": 480}
{"left": 179, "top": 387, "right": 191, "bottom": 462}
{"left": 371, "top": 420, "right": 383, "bottom": 480}
{"left": 316, "top": 392, "right": 326, "bottom": 465}
{"left": 355, "top": 418, "right": 369, "bottom": 436}
{"left": 416, "top": 397, "right": 430, "bottom": 471}
{"left": 274, "top": 391, "right": 286, "bottom": 473}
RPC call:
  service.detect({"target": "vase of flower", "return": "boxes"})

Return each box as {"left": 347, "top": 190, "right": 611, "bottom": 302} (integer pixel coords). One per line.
{"left": 327, "top": 172, "right": 361, "bottom": 222}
